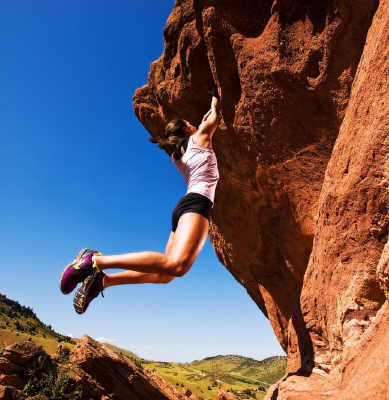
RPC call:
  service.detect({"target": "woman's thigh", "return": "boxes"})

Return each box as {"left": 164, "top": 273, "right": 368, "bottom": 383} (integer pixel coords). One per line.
{"left": 165, "top": 231, "right": 175, "bottom": 256}
{"left": 169, "top": 212, "right": 209, "bottom": 272}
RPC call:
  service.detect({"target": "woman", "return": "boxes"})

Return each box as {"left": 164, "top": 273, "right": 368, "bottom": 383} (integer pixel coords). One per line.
{"left": 59, "top": 95, "right": 220, "bottom": 314}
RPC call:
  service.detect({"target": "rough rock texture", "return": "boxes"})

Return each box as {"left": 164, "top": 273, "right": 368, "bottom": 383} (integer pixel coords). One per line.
{"left": 70, "top": 335, "right": 191, "bottom": 400}
{"left": 0, "top": 338, "right": 192, "bottom": 400}
{"left": 0, "top": 385, "right": 27, "bottom": 400}
{"left": 133, "top": 0, "right": 388, "bottom": 398}
{"left": 275, "top": 0, "right": 389, "bottom": 397}
{"left": 0, "top": 341, "right": 52, "bottom": 400}
{"left": 0, "top": 341, "right": 52, "bottom": 392}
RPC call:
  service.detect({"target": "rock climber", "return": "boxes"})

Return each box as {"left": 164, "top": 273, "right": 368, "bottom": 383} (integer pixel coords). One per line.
{"left": 59, "top": 94, "right": 220, "bottom": 314}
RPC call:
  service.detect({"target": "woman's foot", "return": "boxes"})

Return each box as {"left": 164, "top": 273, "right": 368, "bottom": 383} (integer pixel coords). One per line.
{"left": 59, "top": 248, "right": 101, "bottom": 294}
{"left": 73, "top": 270, "right": 105, "bottom": 314}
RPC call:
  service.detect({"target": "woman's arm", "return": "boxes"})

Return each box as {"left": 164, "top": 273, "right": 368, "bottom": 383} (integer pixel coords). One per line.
{"left": 195, "top": 96, "right": 219, "bottom": 147}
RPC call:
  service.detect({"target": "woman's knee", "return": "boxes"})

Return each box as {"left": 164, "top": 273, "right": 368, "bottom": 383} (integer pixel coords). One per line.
{"left": 158, "top": 275, "right": 175, "bottom": 284}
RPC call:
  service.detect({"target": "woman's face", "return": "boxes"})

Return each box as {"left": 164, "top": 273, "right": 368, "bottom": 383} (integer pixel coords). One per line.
{"left": 183, "top": 120, "right": 197, "bottom": 135}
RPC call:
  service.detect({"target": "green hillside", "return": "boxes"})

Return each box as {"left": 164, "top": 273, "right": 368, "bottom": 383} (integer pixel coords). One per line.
{"left": 140, "top": 354, "right": 286, "bottom": 400}
{"left": 191, "top": 354, "right": 286, "bottom": 384}
{"left": 0, "top": 293, "right": 75, "bottom": 354}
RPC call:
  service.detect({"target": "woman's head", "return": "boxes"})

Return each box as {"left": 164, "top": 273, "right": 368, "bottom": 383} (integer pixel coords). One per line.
{"left": 165, "top": 119, "right": 187, "bottom": 140}
{"left": 149, "top": 119, "right": 195, "bottom": 159}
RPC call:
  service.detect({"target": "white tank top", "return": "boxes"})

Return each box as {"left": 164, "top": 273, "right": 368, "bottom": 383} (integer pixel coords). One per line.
{"left": 172, "top": 135, "right": 219, "bottom": 203}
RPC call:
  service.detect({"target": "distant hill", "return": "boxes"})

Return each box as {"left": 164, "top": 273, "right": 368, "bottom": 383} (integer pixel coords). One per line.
{"left": 0, "top": 293, "right": 75, "bottom": 354}
{"left": 190, "top": 354, "right": 286, "bottom": 384}
{"left": 141, "top": 354, "right": 286, "bottom": 400}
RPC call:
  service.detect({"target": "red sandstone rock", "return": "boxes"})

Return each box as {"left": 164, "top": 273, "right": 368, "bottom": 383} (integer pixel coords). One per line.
{"left": 0, "top": 342, "right": 54, "bottom": 395}
{"left": 1, "top": 342, "right": 45, "bottom": 367}
{"left": 0, "top": 376, "right": 24, "bottom": 391}
{"left": 70, "top": 335, "right": 187, "bottom": 400}
{"left": 269, "top": 0, "right": 389, "bottom": 397}
{"left": 0, "top": 359, "right": 23, "bottom": 376}
{"left": 0, "top": 385, "right": 25, "bottom": 400}
{"left": 133, "top": 0, "right": 388, "bottom": 398}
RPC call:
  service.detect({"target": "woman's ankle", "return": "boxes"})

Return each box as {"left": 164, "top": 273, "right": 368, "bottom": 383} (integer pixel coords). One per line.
{"left": 92, "top": 255, "right": 103, "bottom": 269}
{"left": 102, "top": 273, "right": 112, "bottom": 289}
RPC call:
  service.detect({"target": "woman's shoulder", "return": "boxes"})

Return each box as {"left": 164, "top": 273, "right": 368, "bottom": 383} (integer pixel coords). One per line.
{"left": 191, "top": 132, "right": 213, "bottom": 150}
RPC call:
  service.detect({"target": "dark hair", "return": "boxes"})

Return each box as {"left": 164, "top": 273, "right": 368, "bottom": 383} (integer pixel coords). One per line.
{"left": 149, "top": 119, "right": 189, "bottom": 160}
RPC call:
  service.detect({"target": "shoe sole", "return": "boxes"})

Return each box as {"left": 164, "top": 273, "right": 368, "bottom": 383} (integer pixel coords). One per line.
{"left": 73, "top": 271, "right": 99, "bottom": 314}
{"left": 59, "top": 248, "right": 93, "bottom": 295}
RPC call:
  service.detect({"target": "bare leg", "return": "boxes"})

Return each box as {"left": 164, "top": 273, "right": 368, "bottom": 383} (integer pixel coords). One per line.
{"left": 103, "top": 270, "right": 174, "bottom": 288}
{"left": 103, "top": 232, "right": 176, "bottom": 288}
{"left": 96, "top": 213, "right": 209, "bottom": 281}
{"left": 96, "top": 251, "right": 172, "bottom": 273}
{"left": 164, "top": 231, "right": 175, "bottom": 256}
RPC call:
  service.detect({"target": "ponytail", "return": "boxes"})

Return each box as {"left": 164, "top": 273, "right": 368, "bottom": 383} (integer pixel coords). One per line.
{"left": 149, "top": 119, "right": 189, "bottom": 160}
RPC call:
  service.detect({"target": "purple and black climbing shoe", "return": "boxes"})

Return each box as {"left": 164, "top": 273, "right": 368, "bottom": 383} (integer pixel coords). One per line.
{"left": 73, "top": 270, "right": 105, "bottom": 314}
{"left": 59, "top": 248, "right": 101, "bottom": 295}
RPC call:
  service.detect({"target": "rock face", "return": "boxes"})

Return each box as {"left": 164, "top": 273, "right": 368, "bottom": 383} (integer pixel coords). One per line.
{"left": 133, "top": 0, "right": 388, "bottom": 398}
{"left": 0, "top": 338, "right": 191, "bottom": 400}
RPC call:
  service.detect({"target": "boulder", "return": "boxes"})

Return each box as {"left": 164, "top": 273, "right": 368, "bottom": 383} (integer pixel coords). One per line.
{"left": 1, "top": 343, "right": 45, "bottom": 367}
{"left": 70, "top": 335, "right": 186, "bottom": 400}
{"left": 0, "top": 376, "right": 24, "bottom": 391}
{"left": 0, "top": 386, "right": 25, "bottom": 400}
{"left": 0, "top": 359, "right": 23, "bottom": 375}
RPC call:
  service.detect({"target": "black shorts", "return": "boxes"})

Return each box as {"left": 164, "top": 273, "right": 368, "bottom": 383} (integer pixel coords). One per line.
{"left": 171, "top": 192, "right": 213, "bottom": 232}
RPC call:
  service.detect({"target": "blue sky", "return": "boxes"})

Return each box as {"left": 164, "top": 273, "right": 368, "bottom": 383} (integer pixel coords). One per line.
{"left": 0, "top": 0, "right": 284, "bottom": 362}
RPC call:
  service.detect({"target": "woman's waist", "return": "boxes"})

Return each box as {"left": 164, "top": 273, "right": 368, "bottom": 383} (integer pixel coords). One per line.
{"left": 186, "top": 178, "right": 218, "bottom": 196}
{"left": 186, "top": 172, "right": 219, "bottom": 186}
{"left": 185, "top": 185, "right": 217, "bottom": 203}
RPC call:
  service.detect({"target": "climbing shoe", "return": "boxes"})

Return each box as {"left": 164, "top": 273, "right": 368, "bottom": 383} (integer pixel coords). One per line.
{"left": 59, "top": 248, "right": 101, "bottom": 295}
{"left": 73, "top": 270, "right": 105, "bottom": 314}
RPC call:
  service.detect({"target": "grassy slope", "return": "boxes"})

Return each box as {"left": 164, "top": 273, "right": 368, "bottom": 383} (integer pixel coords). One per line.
{"left": 191, "top": 354, "right": 286, "bottom": 384}
{"left": 0, "top": 293, "right": 76, "bottom": 354}
{"left": 139, "top": 354, "right": 286, "bottom": 400}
